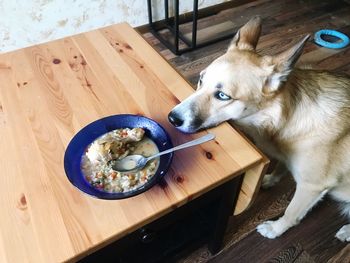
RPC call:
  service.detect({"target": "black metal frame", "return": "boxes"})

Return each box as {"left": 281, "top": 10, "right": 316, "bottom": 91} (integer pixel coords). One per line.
{"left": 147, "top": 0, "right": 235, "bottom": 55}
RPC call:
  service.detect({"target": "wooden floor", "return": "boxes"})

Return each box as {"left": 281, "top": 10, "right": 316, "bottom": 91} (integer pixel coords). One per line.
{"left": 142, "top": 0, "right": 350, "bottom": 262}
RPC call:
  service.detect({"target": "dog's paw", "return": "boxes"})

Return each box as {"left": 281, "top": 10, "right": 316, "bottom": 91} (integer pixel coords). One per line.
{"left": 336, "top": 224, "right": 350, "bottom": 242}
{"left": 257, "top": 220, "right": 285, "bottom": 239}
{"left": 261, "top": 173, "right": 280, "bottom": 189}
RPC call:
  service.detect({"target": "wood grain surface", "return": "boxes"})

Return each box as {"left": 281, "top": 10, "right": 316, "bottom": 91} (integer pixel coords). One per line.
{"left": 0, "top": 23, "right": 263, "bottom": 263}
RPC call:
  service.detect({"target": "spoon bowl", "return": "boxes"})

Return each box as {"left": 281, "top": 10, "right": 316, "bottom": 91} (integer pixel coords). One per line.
{"left": 110, "top": 155, "right": 149, "bottom": 172}
{"left": 112, "top": 133, "right": 215, "bottom": 172}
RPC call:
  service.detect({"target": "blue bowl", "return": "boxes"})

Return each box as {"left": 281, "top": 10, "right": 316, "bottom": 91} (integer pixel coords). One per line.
{"left": 64, "top": 114, "right": 173, "bottom": 199}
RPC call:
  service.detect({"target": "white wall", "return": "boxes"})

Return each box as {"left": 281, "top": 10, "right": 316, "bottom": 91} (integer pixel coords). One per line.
{"left": 0, "top": 0, "right": 228, "bottom": 53}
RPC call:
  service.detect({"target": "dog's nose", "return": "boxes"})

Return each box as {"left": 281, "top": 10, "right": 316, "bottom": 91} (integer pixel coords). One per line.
{"left": 168, "top": 112, "right": 184, "bottom": 127}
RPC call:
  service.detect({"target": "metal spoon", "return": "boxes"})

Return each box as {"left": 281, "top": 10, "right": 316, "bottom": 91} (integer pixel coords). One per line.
{"left": 111, "top": 133, "right": 215, "bottom": 172}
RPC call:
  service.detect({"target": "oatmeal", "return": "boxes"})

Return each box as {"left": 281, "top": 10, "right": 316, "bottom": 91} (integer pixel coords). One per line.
{"left": 81, "top": 128, "right": 159, "bottom": 193}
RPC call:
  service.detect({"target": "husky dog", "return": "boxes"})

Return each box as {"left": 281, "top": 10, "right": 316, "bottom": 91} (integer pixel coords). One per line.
{"left": 168, "top": 16, "right": 350, "bottom": 241}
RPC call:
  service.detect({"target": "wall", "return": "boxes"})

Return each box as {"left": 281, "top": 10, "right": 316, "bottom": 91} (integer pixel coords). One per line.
{"left": 0, "top": 0, "right": 228, "bottom": 53}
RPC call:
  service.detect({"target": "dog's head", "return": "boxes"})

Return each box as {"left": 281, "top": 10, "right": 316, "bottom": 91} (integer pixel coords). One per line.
{"left": 168, "top": 16, "right": 309, "bottom": 133}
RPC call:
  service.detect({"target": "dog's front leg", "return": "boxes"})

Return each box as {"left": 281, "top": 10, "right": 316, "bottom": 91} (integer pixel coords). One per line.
{"left": 257, "top": 184, "right": 328, "bottom": 239}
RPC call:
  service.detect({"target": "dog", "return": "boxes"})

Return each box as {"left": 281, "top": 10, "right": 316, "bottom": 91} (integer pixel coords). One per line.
{"left": 168, "top": 16, "right": 350, "bottom": 241}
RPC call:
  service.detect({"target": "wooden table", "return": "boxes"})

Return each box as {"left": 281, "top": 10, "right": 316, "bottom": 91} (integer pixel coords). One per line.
{"left": 0, "top": 23, "right": 267, "bottom": 263}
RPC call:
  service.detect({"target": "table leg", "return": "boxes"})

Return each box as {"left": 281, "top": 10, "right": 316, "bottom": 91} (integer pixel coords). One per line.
{"left": 234, "top": 161, "right": 269, "bottom": 215}
{"left": 147, "top": 0, "right": 153, "bottom": 26}
{"left": 208, "top": 174, "right": 243, "bottom": 254}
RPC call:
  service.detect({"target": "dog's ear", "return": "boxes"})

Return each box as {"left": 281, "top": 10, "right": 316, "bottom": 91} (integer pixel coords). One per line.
{"left": 227, "top": 16, "right": 262, "bottom": 52}
{"left": 272, "top": 35, "right": 310, "bottom": 73}
{"left": 197, "top": 70, "right": 206, "bottom": 90}
{"left": 263, "top": 35, "right": 310, "bottom": 94}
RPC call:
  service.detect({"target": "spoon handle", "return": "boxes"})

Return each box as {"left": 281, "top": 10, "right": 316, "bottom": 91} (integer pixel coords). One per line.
{"left": 146, "top": 133, "right": 215, "bottom": 161}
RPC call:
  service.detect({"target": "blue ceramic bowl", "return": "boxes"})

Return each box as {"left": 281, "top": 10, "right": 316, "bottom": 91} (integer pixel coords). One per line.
{"left": 64, "top": 114, "right": 173, "bottom": 199}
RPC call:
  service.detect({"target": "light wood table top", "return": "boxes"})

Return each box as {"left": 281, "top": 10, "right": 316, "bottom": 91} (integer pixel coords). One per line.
{"left": 0, "top": 23, "right": 264, "bottom": 263}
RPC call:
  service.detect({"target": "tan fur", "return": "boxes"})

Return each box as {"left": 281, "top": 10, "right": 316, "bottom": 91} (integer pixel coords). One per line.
{"left": 168, "top": 16, "right": 350, "bottom": 241}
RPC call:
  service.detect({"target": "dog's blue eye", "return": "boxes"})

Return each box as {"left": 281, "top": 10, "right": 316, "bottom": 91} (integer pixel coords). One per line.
{"left": 215, "top": 91, "right": 231, "bottom": 101}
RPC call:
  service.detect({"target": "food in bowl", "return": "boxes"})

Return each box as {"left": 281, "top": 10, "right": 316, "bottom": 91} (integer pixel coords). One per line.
{"left": 81, "top": 128, "right": 159, "bottom": 193}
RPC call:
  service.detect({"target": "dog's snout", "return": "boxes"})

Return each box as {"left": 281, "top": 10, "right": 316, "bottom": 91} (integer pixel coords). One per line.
{"left": 168, "top": 112, "right": 184, "bottom": 127}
